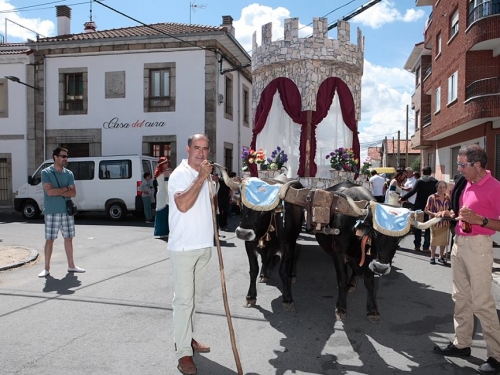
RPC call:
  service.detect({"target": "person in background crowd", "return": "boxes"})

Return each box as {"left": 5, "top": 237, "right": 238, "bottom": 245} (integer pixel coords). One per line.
{"left": 141, "top": 172, "right": 154, "bottom": 223}
{"left": 424, "top": 180, "right": 451, "bottom": 265}
{"left": 402, "top": 167, "right": 417, "bottom": 210}
{"left": 433, "top": 144, "right": 500, "bottom": 375}
{"left": 217, "top": 170, "right": 231, "bottom": 229}
{"left": 168, "top": 134, "right": 214, "bottom": 375}
{"left": 385, "top": 170, "right": 406, "bottom": 206}
{"left": 399, "top": 166, "right": 437, "bottom": 251}
{"left": 369, "top": 170, "right": 386, "bottom": 203}
{"left": 154, "top": 157, "right": 172, "bottom": 239}
{"left": 38, "top": 147, "right": 85, "bottom": 277}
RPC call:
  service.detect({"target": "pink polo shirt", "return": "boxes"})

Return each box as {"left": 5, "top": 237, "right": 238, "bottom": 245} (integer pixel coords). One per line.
{"left": 457, "top": 171, "right": 500, "bottom": 236}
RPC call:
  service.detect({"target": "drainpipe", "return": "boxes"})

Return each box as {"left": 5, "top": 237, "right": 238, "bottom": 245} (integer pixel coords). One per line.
{"left": 237, "top": 71, "right": 241, "bottom": 173}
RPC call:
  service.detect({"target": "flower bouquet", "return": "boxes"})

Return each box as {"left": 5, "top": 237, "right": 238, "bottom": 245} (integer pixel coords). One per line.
{"left": 266, "top": 146, "right": 288, "bottom": 170}
{"left": 241, "top": 147, "right": 266, "bottom": 172}
{"left": 326, "top": 147, "right": 359, "bottom": 172}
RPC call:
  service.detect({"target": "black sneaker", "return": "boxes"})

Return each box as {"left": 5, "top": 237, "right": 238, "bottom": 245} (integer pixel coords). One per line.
{"left": 433, "top": 342, "right": 471, "bottom": 357}
{"left": 438, "top": 257, "right": 447, "bottom": 265}
{"left": 478, "top": 357, "right": 500, "bottom": 375}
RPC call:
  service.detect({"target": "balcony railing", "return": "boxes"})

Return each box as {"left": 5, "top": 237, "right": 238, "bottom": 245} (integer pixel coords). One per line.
{"left": 423, "top": 113, "right": 431, "bottom": 126}
{"left": 468, "top": 1, "right": 500, "bottom": 26}
{"left": 466, "top": 77, "right": 500, "bottom": 101}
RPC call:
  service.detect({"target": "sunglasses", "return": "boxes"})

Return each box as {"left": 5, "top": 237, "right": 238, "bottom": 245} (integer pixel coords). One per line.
{"left": 58, "top": 155, "right": 69, "bottom": 159}
{"left": 456, "top": 161, "right": 474, "bottom": 168}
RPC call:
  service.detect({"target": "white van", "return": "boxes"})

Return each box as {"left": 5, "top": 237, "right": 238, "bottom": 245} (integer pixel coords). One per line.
{"left": 14, "top": 155, "right": 158, "bottom": 220}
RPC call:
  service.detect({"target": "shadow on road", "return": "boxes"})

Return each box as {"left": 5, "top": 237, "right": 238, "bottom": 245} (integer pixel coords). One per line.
{"left": 42, "top": 273, "right": 82, "bottom": 294}
{"left": 245, "top": 242, "right": 487, "bottom": 374}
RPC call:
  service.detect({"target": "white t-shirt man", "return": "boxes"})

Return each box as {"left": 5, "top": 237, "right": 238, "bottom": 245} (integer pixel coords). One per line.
{"left": 369, "top": 174, "right": 386, "bottom": 197}
{"left": 403, "top": 175, "right": 417, "bottom": 205}
{"left": 168, "top": 159, "right": 214, "bottom": 251}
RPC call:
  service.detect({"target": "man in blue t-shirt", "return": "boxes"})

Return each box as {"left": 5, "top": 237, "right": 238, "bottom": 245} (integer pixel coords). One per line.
{"left": 38, "top": 147, "right": 85, "bottom": 278}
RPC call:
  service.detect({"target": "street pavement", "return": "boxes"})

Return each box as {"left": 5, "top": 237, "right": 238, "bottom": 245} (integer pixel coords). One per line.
{"left": 1, "top": 210, "right": 500, "bottom": 375}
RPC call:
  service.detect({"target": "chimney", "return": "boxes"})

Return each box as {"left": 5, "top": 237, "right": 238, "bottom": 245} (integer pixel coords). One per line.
{"left": 221, "top": 15, "right": 235, "bottom": 36}
{"left": 84, "top": 21, "right": 97, "bottom": 33}
{"left": 56, "top": 5, "right": 71, "bottom": 35}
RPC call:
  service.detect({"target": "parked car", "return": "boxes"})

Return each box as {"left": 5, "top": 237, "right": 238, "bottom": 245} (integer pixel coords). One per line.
{"left": 14, "top": 155, "right": 158, "bottom": 220}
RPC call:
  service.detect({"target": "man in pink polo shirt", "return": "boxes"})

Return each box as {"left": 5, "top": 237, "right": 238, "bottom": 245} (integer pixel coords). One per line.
{"left": 433, "top": 144, "right": 500, "bottom": 375}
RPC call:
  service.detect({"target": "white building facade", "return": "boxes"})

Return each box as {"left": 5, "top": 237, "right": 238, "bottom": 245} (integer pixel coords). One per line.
{"left": 6, "top": 7, "right": 251, "bottom": 207}
{"left": 0, "top": 44, "right": 33, "bottom": 206}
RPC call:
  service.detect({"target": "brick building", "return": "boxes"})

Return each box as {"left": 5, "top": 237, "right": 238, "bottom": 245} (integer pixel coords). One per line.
{"left": 405, "top": 0, "right": 500, "bottom": 182}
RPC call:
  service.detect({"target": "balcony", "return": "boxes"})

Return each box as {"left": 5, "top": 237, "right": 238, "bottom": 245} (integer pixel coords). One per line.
{"left": 424, "top": 65, "right": 432, "bottom": 80}
{"left": 465, "top": 77, "right": 500, "bottom": 101}
{"left": 468, "top": 1, "right": 500, "bottom": 26}
{"left": 415, "top": 0, "right": 433, "bottom": 7}
{"left": 423, "top": 113, "right": 432, "bottom": 126}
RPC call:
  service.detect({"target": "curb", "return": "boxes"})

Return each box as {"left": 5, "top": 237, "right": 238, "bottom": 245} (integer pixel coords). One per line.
{"left": 0, "top": 247, "right": 39, "bottom": 271}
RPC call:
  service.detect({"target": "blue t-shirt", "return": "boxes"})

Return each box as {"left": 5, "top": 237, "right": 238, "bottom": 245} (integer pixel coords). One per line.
{"left": 41, "top": 165, "right": 75, "bottom": 214}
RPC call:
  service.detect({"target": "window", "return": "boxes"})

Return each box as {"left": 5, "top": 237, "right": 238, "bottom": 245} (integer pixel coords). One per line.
{"left": 149, "top": 69, "right": 170, "bottom": 111}
{"left": 436, "top": 32, "right": 442, "bottom": 56}
{"left": 144, "top": 62, "right": 176, "bottom": 113}
{"left": 65, "top": 73, "right": 84, "bottom": 110}
{"left": 150, "top": 142, "right": 171, "bottom": 158}
{"left": 224, "top": 143, "right": 233, "bottom": 173}
{"left": 448, "top": 71, "right": 458, "bottom": 103}
{"left": 60, "top": 143, "right": 89, "bottom": 157}
{"left": 450, "top": 9, "right": 459, "bottom": 39}
{"left": 0, "top": 79, "right": 7, "bottom": 118}
{"left": 59, "top": 68, "right": 87, "bottom": 115}
{"left": 451, "top": 146, "right": 460, "bottom": 177}
{"left": 416, "top": 110, "right": 420, "bottom": 131}
{"left": 66, "top": 161, "right": 95, "bottom": 180}
{"left": 225, "top": 74, "right": 233, "bottom": 119}
{"left": 435, "top": 87, "right": 441, "bottom": 113}
{"left": 99, "top": 160, "right": 132, "bottom": 179}
{"left": 416, "top": 67, "right": 421, "bottom": 86}
{"left": 243, "top": 85, "right": 250, "bottom": 126}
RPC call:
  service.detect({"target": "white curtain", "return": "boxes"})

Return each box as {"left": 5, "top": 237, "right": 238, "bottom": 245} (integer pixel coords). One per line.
{"left": 315, "top": 91, "right": 353, "bottom": 178}
{"left": 256, "top": 89, "right": 353, "bottom": 178}
{"left": 256, "top": 92, "right": 300, "bottom": 178}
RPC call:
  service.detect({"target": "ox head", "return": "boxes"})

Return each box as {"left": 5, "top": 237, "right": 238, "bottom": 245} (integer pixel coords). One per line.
{"left": 335, "top": 187, "right": 443, "bottom": 276}
{"left": 359, "top": 204, "right": 442, "bottom": 276}
{"left": 218, "top": 166, "right": 298, "bottom": 243}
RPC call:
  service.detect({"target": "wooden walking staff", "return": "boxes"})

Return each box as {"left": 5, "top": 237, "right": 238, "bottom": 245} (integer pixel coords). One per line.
{"left": 207, "top": 170, "right": 243, "bottom": 375}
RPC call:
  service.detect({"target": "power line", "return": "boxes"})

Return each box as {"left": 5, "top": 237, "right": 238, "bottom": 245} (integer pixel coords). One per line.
{"left": 92, "top": 1, "right": 248, "bottom": 74}
{"left": 0, "top": 1, "right": 89, "bottom": 14}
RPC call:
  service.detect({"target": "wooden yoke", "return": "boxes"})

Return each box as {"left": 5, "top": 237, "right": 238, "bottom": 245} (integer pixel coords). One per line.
{"left": 283, "top": 186, "right": 370, "bottom": 232}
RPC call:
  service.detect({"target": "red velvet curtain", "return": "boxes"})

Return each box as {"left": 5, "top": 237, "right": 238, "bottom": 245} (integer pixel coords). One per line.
{"left": 251, "top": 76, "right": 359, "bottom": 177}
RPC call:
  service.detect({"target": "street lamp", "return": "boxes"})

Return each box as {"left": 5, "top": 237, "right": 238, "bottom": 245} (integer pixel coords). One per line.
{"left": 4, "top": 76, "right": 39, "bottom": 90}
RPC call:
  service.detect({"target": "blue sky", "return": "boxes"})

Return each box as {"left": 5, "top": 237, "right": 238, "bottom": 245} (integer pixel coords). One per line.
{"left": 0, "top": 0, "right": 430, "bottom": 157}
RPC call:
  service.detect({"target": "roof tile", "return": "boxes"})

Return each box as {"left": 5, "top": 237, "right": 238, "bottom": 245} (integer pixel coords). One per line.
{"left": 37, "top": 22, "right": 225, "bottom": 43}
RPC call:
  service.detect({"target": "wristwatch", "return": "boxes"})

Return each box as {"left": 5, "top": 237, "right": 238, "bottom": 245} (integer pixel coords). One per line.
{"left": 481, "top": 217, "right": 489, "bottom": 227}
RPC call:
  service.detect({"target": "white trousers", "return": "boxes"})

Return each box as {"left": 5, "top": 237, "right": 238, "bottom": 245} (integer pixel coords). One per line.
{"left": 170, "top": 247, "right": 212, "bottom": 360}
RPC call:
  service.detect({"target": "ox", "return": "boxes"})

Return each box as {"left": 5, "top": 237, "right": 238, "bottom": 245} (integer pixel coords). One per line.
{"left": 315, "top": 181, "right": 439, "bottom": 323}
{"left": 232, "top": 177, "right": 304, "bottom": 311}
{"left": 219, "top": 168, "right": 439, "bottom": 321}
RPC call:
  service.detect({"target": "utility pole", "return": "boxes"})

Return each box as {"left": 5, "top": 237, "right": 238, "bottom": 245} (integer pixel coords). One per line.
{"left": 406, "top": 104, "right": 409, "bottom": 169}
{"left": 397, "top": 131, "right": 401, "bottom": 169}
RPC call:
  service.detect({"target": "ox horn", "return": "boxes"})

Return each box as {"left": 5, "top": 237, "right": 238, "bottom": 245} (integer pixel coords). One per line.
{"left": 214, "top": 163, "right": 241, "bottom": 190}
{"left": 279, "top": 180, "right": 300, "bottom": 200}
{"left": 410, "top": 216, "right": 442, "bottom": 230}
{"left": 336, "top": 192, "right": 370, "bottom": 217}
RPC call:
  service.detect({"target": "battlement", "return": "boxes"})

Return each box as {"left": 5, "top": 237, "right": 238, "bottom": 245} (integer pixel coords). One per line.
{"left": 252, "top": 17, "right": 364, "bottom": 119}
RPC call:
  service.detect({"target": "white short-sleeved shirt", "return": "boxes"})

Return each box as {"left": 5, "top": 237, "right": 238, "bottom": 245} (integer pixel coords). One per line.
{"left": 403, "top": 176, "right": 417, "bottom": 204}
{"left": 167, "top": 159, "right": 214, "bottom": 251}
{"left": 369, "top": 174, "right": 386, "bottom": 196}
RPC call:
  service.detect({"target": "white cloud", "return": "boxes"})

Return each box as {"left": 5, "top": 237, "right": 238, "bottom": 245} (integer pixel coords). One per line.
{"left": 0, "top": 0, "right": 55, "bottom": 42}
{"left": 358, "top": 60, "right": 414, "bottom": 148}
{"left": 352, "top": 0, "right": 425, "bottom": 29}
{"left": 233, "top": 3, "right": 312, "bottom": 53}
